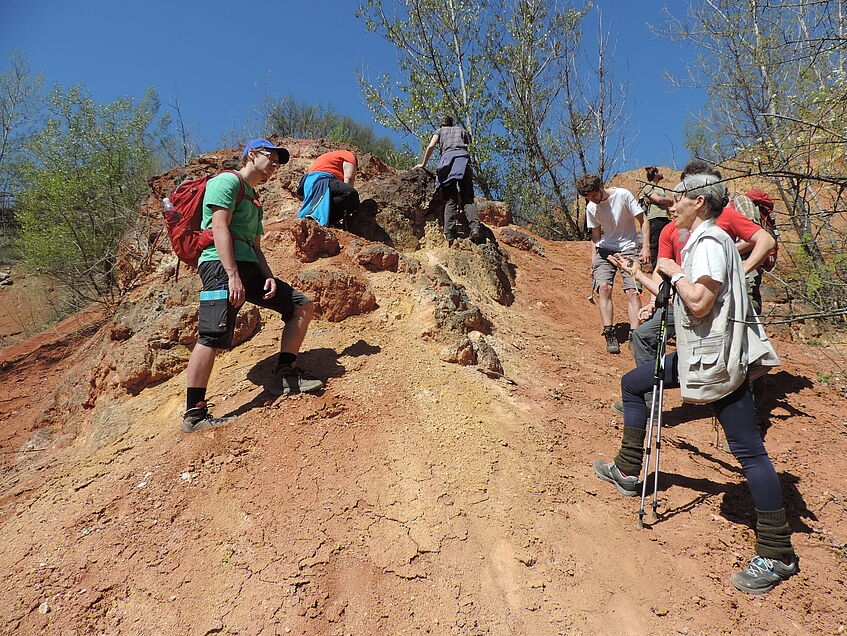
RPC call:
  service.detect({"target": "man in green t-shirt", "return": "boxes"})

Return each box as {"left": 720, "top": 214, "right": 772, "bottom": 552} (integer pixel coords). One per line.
{"left": 183, "top": 138, "right": 324, "bottom": 433}
{"left": 639, "top": 166, "right": 674, "bottom": 266}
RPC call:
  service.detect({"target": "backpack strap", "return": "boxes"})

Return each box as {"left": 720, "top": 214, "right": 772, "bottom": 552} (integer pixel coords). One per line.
{"left": 220, "top": 169, "right": 261, "bottom": 209}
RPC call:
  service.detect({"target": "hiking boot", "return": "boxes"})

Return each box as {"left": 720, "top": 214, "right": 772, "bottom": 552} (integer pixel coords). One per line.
{"left": 182, "top": 402, "right": 235, "bottom": 433}
{"left": 274, "top": 363, "right": 324, "bottom": 395}
{"left": 469, "top": 226, "right": 482, "bottom": 243}
{"left": 593, "top": 460, "right": 639, "bottom": 497}
{"left": 603, "top": 326, "right": 620, "bottom": 354}
{"left": 730, "top": 555, "right": 799, "bottom": 594}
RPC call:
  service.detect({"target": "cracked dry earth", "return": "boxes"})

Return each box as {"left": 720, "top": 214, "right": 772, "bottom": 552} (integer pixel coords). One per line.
{"left": 1, "top": 234, "right": 846, "bottom": 635}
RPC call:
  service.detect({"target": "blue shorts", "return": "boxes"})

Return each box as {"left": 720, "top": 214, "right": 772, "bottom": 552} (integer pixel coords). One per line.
{"left": 196, "top": 260, "right": 310, "bottom": 349}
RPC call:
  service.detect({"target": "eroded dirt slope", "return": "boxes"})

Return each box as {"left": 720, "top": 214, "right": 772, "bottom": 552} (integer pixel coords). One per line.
{"left": 1, "top": 227, "right": 845, "bottom": 635}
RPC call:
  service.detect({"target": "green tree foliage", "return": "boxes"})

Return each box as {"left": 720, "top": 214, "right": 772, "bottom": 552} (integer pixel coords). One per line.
{"left": 357, "top": 0, "right": 501, "bottom": 198}
{"left": 0, "top": 51, "right": 44, "bottom": 199}
{"left": 356, "top": 0, "right": 630, "bottom": 239}
{"left": 661, "top": 0, "right": 847, "bottom": 324}
{"left": 265, "top": 94, "right": 415, "bottom": 168}
{"left": 16, "top": 85, "right": 164, "bottom": 306}
{"left": 0, "top": 52, "right": 44, "bottom": 262}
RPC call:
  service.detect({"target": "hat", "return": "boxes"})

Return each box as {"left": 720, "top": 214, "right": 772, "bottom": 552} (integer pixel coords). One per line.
{"left": 745, "top": 189, "right": 773, "bottom": 212}
{"left": 243, "top": 138, "right": 290, "bottom": 164}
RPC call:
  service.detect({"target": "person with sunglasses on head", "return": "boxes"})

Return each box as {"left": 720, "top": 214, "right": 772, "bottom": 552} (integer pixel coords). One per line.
{"left": 183, "top": 139, "right": 324, "bottom": 433}
{"left": 607, "top": 161, "right": 775, "bottom": 415}
{"left": 594, "top": 171, "right": 797, "bottom": 595}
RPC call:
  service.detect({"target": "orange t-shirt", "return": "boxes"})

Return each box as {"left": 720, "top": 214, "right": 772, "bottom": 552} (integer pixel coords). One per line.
{"left": 307, "top": 150, "right": 357, "bottom": 181}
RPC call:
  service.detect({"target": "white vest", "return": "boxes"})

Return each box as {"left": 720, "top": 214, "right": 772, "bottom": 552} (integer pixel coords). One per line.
{"left": 675, "top": 219, "right": 780, "bottom": 403}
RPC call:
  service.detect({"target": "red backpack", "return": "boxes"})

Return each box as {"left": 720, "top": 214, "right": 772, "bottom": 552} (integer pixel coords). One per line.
{"left": 743, "top": 189, "right": 779, "bottom": 271}
{"left": 164, "top": 170, "right": 256, "bottom": 268}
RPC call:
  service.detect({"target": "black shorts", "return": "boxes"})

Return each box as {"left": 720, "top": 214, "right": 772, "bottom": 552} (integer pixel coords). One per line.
{"left": 196, "top": 260, "right": 310, "bottom": 349}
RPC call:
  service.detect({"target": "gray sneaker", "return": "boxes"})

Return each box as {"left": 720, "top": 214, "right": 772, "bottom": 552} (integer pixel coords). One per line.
{"left": 182, "top": 403, "right": 236, "bottom": 433}
{"left": 274, "top": 363, "right": 324, "bottom": 395}
{"left": 730, "top": 555, "right": 799, "bottom": 594}
{"left": 593, "top": 460, "right": 640, "bottom": 496}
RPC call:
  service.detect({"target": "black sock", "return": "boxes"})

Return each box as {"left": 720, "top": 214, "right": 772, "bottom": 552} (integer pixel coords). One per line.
{"left": 278, "top": 352, "right": 297, "bottom": 368}
{"left": 187, "top": 387, "right": 206, "bottom": 411}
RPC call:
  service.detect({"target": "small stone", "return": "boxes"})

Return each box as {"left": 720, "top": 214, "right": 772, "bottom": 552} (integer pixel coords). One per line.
{"left": 38, "top": 602, "right": 50, "bottom": 614}
{"left": 136, "top": 481, "right": 147, "bottom": 488}
{"left": 651, "top": 606, "right": 669, "bottom": 616}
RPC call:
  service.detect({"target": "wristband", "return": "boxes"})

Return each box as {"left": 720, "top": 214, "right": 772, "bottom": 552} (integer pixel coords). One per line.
{"left": 671, "top": 272, "right": 686, "bottom": 286}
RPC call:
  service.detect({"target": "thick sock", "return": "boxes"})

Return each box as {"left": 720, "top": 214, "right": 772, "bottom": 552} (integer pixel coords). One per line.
{"left": 278, "top": 352, "right": 297, "bottom": 368}
{"left": 755, "top": 508, "right": 795, "bottom": 562}
{"left": 614, "top": 426, "right": 646, "bottom": 477}
{"left": 186, "top": 387, "right": 206, "bottom": 411}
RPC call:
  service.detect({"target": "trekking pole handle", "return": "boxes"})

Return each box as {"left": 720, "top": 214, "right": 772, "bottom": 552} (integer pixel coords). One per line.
{"left": 655, "top": 277, "right": 673, "bottom": 308}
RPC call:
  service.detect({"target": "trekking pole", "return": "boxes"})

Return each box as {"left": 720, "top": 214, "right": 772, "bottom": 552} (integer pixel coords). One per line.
{"left": 637, "top": 278, "right": 673, "bottom": 529}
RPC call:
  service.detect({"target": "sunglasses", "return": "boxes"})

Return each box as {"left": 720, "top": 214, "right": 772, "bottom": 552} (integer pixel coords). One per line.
{"left": 256, "top": 149, "right": 279, "bottom": 162}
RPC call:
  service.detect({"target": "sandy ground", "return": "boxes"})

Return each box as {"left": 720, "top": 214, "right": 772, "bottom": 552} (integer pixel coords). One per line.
{"left": 0, "top": 234, "right": 845, "bottom": 635}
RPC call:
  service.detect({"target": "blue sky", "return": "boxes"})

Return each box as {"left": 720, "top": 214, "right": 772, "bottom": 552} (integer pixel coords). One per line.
{"left": 1, "top": 0, "right": 703, "bottom": 172}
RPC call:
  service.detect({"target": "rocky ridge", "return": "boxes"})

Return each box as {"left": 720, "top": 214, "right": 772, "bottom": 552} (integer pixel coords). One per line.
{"left": 0, "top": 143, "right": 845, "bottom": 635}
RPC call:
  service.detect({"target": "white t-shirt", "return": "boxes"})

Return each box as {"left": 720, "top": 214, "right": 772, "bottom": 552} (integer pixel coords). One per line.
{"left": 586, "top": 187, "right": 643, "bottom": 251}
{"left": 681, "top": 220, "right": 728, "bottom": 285}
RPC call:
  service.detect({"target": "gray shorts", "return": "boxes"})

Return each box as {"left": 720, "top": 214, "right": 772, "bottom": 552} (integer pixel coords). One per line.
{"left": 196, "top": 260, "right": 310, "bottom": 349}
{"left": 593, "top": 247, "right": 639, "bottom": 291}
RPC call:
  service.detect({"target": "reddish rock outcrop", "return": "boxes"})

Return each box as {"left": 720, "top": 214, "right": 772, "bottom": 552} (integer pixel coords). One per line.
{"left": 498, "top": 228, "right": 546, "bottom": 256}
{"left": 283, "top": 217, "right": 341, "bottom": 263}
{"left": 292, "top": 269, "right": 377, "bottom": 322}
{"left": 355, "top": 244, "right": 400, "bottom": 272}
{"left": 353, "top": 169, "right": 442, "bottom": 250}
{"left": 439, "top": 336, "right": 477, "bottom": 365}
{"left": 477, "top": 199, "right": 513, "bottom": 227}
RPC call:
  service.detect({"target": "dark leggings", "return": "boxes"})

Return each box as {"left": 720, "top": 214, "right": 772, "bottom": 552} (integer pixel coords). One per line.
{"left": 327, "top": 179, "right": 359, "bottom": 226}
{"left": 442, "top": 170, "right": 480, "bottom": 238}
{"left": 621, "top": 352, "right": 783, "bottom": 511}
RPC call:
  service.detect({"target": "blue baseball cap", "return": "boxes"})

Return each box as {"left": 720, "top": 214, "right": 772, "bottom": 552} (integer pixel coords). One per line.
{"left": 243, "top": 138, "right": 290, "bottom": 164}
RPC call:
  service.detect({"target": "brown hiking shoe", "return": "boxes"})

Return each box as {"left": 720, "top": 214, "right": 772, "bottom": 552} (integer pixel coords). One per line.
{"left": 274, "top": 363, "right": 324, "bottom": 395}
{"left": 182, "top": 402, "right": 236, "bottom": 433}
{"left": 603, "top": 326, "right": 620, "bottom": 354}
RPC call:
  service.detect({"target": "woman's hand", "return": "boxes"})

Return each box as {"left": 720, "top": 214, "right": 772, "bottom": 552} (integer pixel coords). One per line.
{"left": 655, "top": 257, "right": 682, "bottom": 279}
{"left": 639, "top": 302, "right": 657, "bottom": 321}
